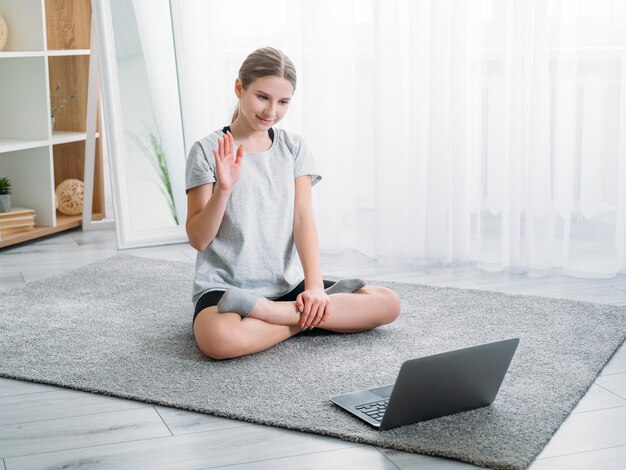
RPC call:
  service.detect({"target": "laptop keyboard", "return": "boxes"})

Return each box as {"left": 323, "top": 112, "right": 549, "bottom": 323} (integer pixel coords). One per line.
{"left": 355, "top": 399, "right": 389, "bottom": 422}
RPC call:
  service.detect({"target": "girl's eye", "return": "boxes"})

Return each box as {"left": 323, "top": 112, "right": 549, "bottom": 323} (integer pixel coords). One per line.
{"left": 280, "top": 101, "right": 289, "bottom": 105}
{"left": 257, "top": 95, "right": 267, "bottom": 100}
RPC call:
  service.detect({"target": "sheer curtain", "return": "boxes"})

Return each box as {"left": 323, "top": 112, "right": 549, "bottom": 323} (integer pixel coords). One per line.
{"left": 171, "top": 0, "right": 626, "bottom": 278}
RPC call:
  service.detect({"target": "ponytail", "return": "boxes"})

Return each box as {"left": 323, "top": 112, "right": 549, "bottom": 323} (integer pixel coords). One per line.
{"left": 231, "top": 105, "right": 240, "bottom": 124}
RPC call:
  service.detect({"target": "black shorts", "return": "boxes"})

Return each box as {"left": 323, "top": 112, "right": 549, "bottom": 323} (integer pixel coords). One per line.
{"left": 193, "top": 279, "right": 336, "bottom": 324}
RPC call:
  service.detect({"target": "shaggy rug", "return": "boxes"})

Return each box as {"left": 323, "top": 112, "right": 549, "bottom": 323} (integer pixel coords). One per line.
{"left": 1, "top": 254, "right": 625, "bottom": 470}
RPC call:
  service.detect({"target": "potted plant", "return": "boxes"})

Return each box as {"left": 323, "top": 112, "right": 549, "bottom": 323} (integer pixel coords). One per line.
{"left": 0, "top": 177, "right": 12, "bottom": 213}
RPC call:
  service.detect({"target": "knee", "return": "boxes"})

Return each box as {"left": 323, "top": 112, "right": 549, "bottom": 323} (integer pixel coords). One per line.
{"left": 374, "top": 286, "right": 401, "bottom": 324}
{"left": 195, "top": 322, "right": 244, "bottom": 360}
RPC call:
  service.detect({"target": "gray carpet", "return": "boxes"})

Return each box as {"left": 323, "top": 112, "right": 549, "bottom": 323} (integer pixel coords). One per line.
{"left": 1, "top": 254, "right": 625, "bottom": 470}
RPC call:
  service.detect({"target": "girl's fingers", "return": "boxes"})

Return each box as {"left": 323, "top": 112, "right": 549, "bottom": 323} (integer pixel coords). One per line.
{"left": 320, "top": 303, "right": 330, "bottom": 323}
{"left": 217, "top": 137, "right": 224, "bottom": 159}
{"left": 303, "top": 305, "right": 315, "bottom": 328}
{"left": 225, "top": 131, "right": 232, "bottom": 157}
{"left": 307, "top": 303, "right": 325, "bottom": 329}
{"left": 313, "top": 301, "right": 329, "bottom": 327}
{"left": 309, "top": 307, "right": 324, "bottom": 329}
{"left": 235, "top": 145, "right": 245, "bottom": 165}
{"left": 317, "top": 302, "right": 330, "bottom": 326}
{"left": 300, "top": 295, "right": 333, "bottom": 328}
{"left": 301, "top": 300, "right": 313, "bottom": 328}
{"left": 213, "top": 149, "right": 222, "bottom": 166}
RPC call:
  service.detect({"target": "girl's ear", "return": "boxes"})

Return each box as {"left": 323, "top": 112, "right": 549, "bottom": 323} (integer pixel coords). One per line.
{"left": 234, "top": 78, "right": 243, "bottom": 98}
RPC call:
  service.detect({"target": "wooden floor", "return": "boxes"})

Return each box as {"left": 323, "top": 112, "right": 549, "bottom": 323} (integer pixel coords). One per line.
{"left": 1, "top": 228, "right": 625, "bottom": 470}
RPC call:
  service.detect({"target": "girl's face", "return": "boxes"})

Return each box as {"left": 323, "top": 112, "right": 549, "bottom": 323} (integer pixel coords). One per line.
{"left": 235, "top": 75, "right": 294, "bottom": 131}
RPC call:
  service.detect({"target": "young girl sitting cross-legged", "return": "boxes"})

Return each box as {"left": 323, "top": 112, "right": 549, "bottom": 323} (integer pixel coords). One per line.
{"left": 185, "top": 46, "right": 401, "bottom": 360}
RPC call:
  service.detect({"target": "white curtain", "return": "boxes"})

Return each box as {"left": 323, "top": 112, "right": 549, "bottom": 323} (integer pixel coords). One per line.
{"left": 171, "top": 0, "right": 626, "bottom": 278}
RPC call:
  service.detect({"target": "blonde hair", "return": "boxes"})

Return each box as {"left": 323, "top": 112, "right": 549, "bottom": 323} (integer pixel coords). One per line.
{"left": 231, "top": 47, "right": 297, "bottom": 123}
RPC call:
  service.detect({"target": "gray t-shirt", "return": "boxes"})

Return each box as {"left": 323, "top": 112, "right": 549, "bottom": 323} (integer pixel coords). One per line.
{"left": 185, "top": 127, "right": 322, "bottom": 305}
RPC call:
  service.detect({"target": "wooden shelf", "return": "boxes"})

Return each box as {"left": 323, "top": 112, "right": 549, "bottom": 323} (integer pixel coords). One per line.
{"left": 51, "top": 131, "right": 99, "bottom": 145}
{"left": 0, "top": 138, "right": 49, "bottom": 153}
{"left": 0, "top": 134, "right": 100, "bottom": 152}
{"left": 0, "top": 218, "right": 80, "bottom": 249}
{"left": 0, "top": 51, "right": 46, "bottom": 58}
{"left": 0, "top": 0, "right": 105, "bottom": 249}
{"left": 45, "top": 0, "right": 91, "bottom": 50}
{"left": 0, "top": 212, "right": 103, "bottom": 248}
{"left": 47, "top": 49, "right": 90, "bottom": 57}
{"left": 49, "top": 55, "right": 89, "bottom": 132}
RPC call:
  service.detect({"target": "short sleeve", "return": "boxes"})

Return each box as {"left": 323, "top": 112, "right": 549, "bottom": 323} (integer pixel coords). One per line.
{"left": 288, "top": 132, "right": 322, "bottom": 186}
{"left": 185, "top": 138, "right": 216, "bottom": 192}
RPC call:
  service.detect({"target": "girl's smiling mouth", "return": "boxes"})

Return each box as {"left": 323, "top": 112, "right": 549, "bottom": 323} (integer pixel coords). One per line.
{"left": 256, "top": 116, "right": 273, "bottom": 125}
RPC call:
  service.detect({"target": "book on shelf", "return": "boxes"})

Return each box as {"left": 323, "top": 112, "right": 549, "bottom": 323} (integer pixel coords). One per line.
{"left": 0, "top": 208, "right": 35, "bottom": 220}
{"left": 0, "top": 215, "right": 34, "bottom": 226}
{"left": 0, "top": 208, "right": 36, "bottom": 240}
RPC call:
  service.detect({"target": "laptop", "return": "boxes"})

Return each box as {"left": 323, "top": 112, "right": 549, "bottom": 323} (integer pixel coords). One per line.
{"left": 330, "top": 338, "right": 519, "bottom": 430}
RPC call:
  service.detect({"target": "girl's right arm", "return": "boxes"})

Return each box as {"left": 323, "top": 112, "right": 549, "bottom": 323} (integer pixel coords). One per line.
{"left": 185, "top": 182, "right": 231, "bottom": 251}
{"left": 185, "top": 132, "right": 244, "bottom": 251}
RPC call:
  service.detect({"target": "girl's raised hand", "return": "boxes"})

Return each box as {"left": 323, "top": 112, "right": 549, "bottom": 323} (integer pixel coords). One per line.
{"left": 213, "top": 131, "right": 244, "bottom": 191}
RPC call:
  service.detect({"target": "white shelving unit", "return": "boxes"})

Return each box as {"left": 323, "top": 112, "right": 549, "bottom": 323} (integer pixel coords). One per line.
{"left": 0, "top": 0, "right": 105, "bottom": 248}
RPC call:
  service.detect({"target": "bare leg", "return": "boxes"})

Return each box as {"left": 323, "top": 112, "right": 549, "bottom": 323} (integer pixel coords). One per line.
{"left": 249, "top": 286, "right": 401, "bottom": 333}
{"left": 318, "top": 286, "right": 400, "bottom": 333}
{"left": 193, "top": 287, "right": 400, "bottom": 360}
{"left": 193, "top": 306, "right": 301, "bottom": 360}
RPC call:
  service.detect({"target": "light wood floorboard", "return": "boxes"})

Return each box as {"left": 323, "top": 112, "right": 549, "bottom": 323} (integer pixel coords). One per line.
{"left": 535, "top": 406, "right": 626, "bottom": 459}
{"left": 377, "top": 448, "right": 482, "bottom": 469}
{"left": 596, "top": 373, "right": 626, "bottom": 397}
{"left": 529, "top": 444, "right": 626, "bottom": 470}
{"left": 202, "top": 446, "right": 399, "bottom": 470}
{"left": 153, "top": 406, "right": 249, "bottom": 435}
{"left": 4, "top": 425, "right": 359, "bottom": 470}
{"left": 601, "top": 346, "right": 626, "bottom": 376}
{"left": 0, "top": 379, "right": 58, "bottom": 398}
{"left": 0, "top": 388, "right": 150, "bottom": 426}
{"left": 1, "top": 228, "right": 625, "bottom": 469}
{"left": 570, "top": 383, "right": 626, "bottom": 414}
{"left": 0, "top": 408, "right": 171, "bottom": 458}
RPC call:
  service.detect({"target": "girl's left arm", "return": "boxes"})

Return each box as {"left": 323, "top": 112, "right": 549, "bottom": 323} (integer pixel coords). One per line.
{"left": 293, "top": 175, "right": 330, "bottom": 329}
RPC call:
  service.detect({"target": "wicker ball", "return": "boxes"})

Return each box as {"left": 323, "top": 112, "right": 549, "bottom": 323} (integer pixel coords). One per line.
{"left": 55, "top": 179, "right": 84, "bottom": 215}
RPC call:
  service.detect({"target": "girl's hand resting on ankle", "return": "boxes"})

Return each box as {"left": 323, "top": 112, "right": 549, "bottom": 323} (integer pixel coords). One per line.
{"left": 296, "top": 289, "right": 330, "bottom": 330}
